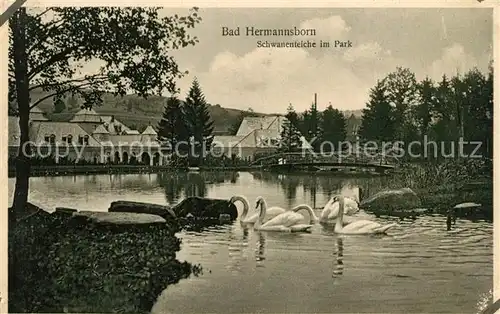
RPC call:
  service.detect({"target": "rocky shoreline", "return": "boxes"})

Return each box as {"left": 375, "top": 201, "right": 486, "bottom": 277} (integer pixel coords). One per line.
{"left": 8, "top": 198, "right": 237, "bottom": 313}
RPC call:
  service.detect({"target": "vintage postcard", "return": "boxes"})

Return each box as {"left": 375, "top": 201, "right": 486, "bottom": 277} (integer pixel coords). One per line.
{"left": 2, "top": 1, "right": 498, "bottom": 313}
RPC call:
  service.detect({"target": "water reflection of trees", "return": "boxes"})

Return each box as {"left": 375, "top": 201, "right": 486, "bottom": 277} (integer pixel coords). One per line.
{"left": 157, "top": 172, "right": 238, "bottom": 205}
{"left": 250, "top": 171, "right": 394, "bottom": 204}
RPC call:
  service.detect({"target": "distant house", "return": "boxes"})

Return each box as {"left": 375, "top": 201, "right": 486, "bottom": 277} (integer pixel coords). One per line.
{"left": 8, "top": 108, "right": 164, "bottom": 165}
{"left": 212, "top": 115, "right": 311, "bottom": 162}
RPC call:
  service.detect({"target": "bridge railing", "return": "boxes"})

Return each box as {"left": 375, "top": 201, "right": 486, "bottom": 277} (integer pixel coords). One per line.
{"left": 251, "top": 151, "right": 400, "bottom": 167}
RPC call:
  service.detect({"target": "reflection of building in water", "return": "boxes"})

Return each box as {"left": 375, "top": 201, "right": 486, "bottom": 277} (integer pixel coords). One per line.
{"left": 332, "top": 237, "right": 344, "bottom": 279}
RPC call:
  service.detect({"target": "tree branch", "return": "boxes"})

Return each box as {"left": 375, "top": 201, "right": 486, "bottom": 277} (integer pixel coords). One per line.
{"left": 32, "top": 7, "right": 53, "bottom": 20}
{"left": 29, "top": 79, "right": 107, "bottom": 110}
{"left": 27, "top": 17, "right": 67, "bottom": 55}
{"left": 27, "top": 46, "right": 77, "bottom": 80}
{"left": 29, "top": 75, "right": 108, "bottom": 91}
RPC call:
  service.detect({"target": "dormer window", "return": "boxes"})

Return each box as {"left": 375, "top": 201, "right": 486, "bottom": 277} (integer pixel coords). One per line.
{"left": 78, "top": 135, "right": 88, "bottom": 145}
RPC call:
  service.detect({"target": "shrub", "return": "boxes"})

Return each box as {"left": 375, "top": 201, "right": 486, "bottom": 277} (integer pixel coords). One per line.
{"left": 9, "top": 210, "right": 201, "bottom": 313}
{"left": 393, "top": 158, "right": 491, "bottom": 191}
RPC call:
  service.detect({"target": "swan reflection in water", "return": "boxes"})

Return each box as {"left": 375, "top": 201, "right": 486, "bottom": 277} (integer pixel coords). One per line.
{"left": 227, "top": 226, "right": 250, "bottom": 274}
{"left": 333, "top": 237, "right": 344, "bottom": 279}
{"left": 255, "top": 231, "right": 266, "bottom": 266}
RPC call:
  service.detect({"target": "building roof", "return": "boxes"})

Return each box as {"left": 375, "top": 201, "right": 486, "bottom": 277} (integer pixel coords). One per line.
{"left": 69, "top": 108, "right": 102, "bottom": 123}
{"left": 31, "top": 107, "right": 44, "bottom": 113}
{"left": 236, "top": 116, "right": 286, "bottom": 137}
{"left": 124, "top": 129, "right": 140, "bottom": 135}
{"left": 93, "top": 124, "right": 109, "bottom": 134}
{"left": 30, "top": 121, "right": 102, "bottom": 147}
{"left": 142, "top": 125, "right": 157, "bottom": 135}
{"left": 100, "top": 115, "right": 131, "bottom": 134}
{"left": 30, "top": 107, "right": 49, "bottom": 121}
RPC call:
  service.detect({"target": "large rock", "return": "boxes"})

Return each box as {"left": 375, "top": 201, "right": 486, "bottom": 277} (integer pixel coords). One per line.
{"left": 72, "top": 211, "right": 167, "bottom": 226}
{"left": 54, "top": 207, "right": 78, "bottom": 216}
{"left": 172, "top": 197, "right": 238, "bottom": 220}
{"left": 108, "top": 200, "right": 176, "bottom": 221}
{"left": 360, "top": 187, "right": 422, "bottom": 213}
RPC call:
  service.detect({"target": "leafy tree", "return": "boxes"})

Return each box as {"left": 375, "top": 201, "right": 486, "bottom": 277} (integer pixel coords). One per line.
{"left": 9, "top": 7, "right": 201, "bottom": 214}
{"left": 483, "top": 62, "right": 493, "bottom": 157}
{"left": 320, "top": 105, "right": 346, "bottom": 152}
{"left": 301, "top": 102, "right": 322, "bottom": 150}
{"left": 462, "top": 68, "right": 488, "bottom": 141}
{"left": 345, "top": 114, "right": 361, "bottom": 142}
{"left": 279, "top": 104, "right": 303, "bottom": 152}
{"left": 65, "top": 93, "right": 79, "bottom": 109}
{"left": 431, "top": 75, "right": 457, "bottom": 142}
{"left": 183, "top": 78, "right": 214, "bottom": 163}
{"left": 359, "top": 80, "right": 395, "bottom": 142}
{"left": 157, "top": 96, "right": 189, "bottom": 152}
{"left": 383, "top": 67, "right": 418, "bottom": 141}
{"left": 414, "top": 77, "right": 435, "bottom": 140}
{"left": 53, "top": 98, "right": 66, "bottom": 113}
{"left": 450, "top": 74, "right": 466, "bottom": 142}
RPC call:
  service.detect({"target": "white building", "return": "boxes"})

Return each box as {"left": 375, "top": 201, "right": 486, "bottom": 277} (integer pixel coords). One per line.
{"left": 212, "top": 115, "right": 311, "bottom": 161}
{"left": 8, "top": 108, "right": 166, "bottom": 165}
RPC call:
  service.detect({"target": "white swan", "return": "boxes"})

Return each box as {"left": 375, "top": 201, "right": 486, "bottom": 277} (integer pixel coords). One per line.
{"left": 229, "top": 195, "right": 285, "bottom": 224}
{"left": 254, "top": 196, "right": 313, "bottom": 232}
{"left": 319, "top": 196, "right": 360, "bottom": 223}
{"left": 292, "top": 204, "right": 353, "bottom": 226}
{"left": 334, "top": 195, "right": 397, "bottom": 235}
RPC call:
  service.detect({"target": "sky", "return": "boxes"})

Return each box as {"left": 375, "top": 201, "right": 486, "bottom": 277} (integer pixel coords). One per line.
{"left": 90, "top": 8, "right": 493, "bottom": 114}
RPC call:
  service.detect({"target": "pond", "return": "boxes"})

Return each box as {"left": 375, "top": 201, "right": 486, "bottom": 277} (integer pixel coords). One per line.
{"left": 8, "top": 171, "right": 493, "bottom": 313}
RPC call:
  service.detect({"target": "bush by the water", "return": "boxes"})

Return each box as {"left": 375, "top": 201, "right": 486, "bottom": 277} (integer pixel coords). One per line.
{"left": 388, "top": 159, "right": 492, "bottom": 218}
{"left": 392, "top": 158, "right": 491, "bottom": 191}
{"left": 9, "top": 209, "right": 201, "bottom": 313}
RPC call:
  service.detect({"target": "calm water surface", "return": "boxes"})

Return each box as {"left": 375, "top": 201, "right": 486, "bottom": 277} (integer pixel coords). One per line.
{"left": 8, "top": 172, "right": 493, "bottom": 313}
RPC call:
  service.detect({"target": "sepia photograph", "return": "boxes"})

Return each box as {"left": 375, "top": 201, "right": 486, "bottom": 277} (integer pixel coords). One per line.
{"left": 4, "top": 2, "right": 496, "bottom": 313}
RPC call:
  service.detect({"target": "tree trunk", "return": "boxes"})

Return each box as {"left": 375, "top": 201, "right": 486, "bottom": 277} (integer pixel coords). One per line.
{"left": 11, "top": 8, "right": 32, "bottom": 218}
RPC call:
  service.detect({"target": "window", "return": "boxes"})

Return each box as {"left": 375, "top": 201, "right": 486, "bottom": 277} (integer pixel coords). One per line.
{"left": 62, "top": 136, "right": 67, "bottom": 142}
{"left": 67, "top": 134, "right": 73, "bottom": 144}
{"left": 84, "top": 135, "right": 89, "bottom": 145}
{"left": 49, "top": 134, "right": 56, "bottom": 144}
{"left": 44, "top": 136, "right": 50, "bottom": 143}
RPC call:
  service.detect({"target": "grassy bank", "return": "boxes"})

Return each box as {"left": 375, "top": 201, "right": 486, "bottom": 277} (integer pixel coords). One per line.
{"left": 391, "top": 159, "right": 493, "bottom": 219}
{"left": 8, "top": 207, "right": 201, "bottom": 313}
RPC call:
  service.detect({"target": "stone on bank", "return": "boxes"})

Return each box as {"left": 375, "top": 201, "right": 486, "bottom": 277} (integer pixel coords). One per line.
{"left": 8, "top": 202, "right": 199, "bottom": 313}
